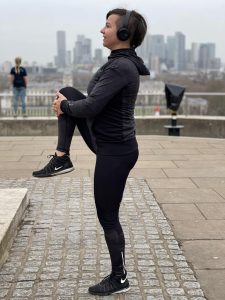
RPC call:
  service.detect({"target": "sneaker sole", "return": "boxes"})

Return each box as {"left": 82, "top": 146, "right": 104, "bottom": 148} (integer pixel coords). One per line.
{"left": 51, "top": 167, "right": 74, "bottom": 176}
{"left": 32, "top": 167, "right": 74, "bottom": 178}
{"left": 112, "top": 286, "right": 130, "bottom": 294}
{"left": 89, "top": 286, "right": 130, "bottom": 296}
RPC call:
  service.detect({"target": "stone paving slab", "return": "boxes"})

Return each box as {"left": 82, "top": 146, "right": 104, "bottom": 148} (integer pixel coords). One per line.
{"left": 138, "top": 155, "right": 188, "bottom": 161}
{"left": 174, "top": 160, "right": 225, "bottom": 168}
{"left": 182, "top": 240, "right": 225, "bottom": 269}
{"left": 151, "top": 149, "right": 201, "bottom": 155}
{"left": 164, "top": 167, "right": 225, "bottom": 178}
{"left": 136, "top": 161, "right": 177, "bottom": 169}
{"left": 158, "top": 142, "right": 210, "bottom": 149}
{"left": 161, "top": 204, "right": 205, "bottom": 221}
{"left": 195, "top": 270, "right": 225, "bottom": 300}
{"left": 171, "top": 220, "right": 225, "bottom": 240}
{"left": 147, "top": 179, "right": 196, "bottom": 189}
{"left": 183, "top": 154, "right": 225, "bottom": 161}
{"left": 214, "top": 187, "right": 225, "bottom": 198}
{"left": 153, "top": 188, "right": 225, "bottom": 204}
{"left": 191, "top": 178, "right": 225, "bottom": 188}
{"left": 0, "top": 177, "right": 206, "bottom": 300}
{"left": 0, "top": 189, "right": 28, "bottom": 268}
{"left": 130, "top": 169, "right": 167, "bottom": 179}
{"left": 196, "top": 203, "right": 225, "bottom": 219}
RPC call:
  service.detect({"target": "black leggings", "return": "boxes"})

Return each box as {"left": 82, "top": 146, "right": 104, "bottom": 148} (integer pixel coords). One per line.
{"left": 57, "top": 87, "right": 138, "bottom": 275}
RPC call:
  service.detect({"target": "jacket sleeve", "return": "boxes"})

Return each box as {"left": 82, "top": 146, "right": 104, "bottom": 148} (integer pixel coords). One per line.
{"left": 60, "top": 64, "right": 128, "bottom": 118}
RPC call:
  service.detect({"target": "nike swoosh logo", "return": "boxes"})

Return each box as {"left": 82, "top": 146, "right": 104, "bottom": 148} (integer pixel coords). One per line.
{"left": 121, "top": 277, "right": 127, "bottom": 284}
{"left": 55, "top": 166, "right": 63, "bottom": 171}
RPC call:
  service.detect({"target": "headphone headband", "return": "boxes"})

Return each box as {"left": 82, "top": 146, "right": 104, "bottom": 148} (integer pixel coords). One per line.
{"left": 122, "top": 10, "right": 132, "bottom": 28}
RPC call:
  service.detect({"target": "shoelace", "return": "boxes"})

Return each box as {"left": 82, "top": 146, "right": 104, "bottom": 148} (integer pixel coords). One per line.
{"left": 100, "top": 273, "right": 121, "bottom": 288}
{"left": 97, "top": 275, "right": 113, "bottom": 292}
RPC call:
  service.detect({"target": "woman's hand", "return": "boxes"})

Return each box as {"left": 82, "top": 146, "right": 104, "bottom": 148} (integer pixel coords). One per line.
{"left": 52, "top": 92, "right": 67, "bottom": 117}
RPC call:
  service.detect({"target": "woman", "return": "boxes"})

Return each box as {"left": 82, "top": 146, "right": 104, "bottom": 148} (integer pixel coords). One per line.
{"left": 33, "top": 8, "right": 149, "bottom": 296}
{"left": 9, "top": 57, "right": 28, "bottom": 117}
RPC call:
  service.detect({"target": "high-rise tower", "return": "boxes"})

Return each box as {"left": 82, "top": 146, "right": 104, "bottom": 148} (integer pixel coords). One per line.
{"left": 56, "top": 31, "right": 66, "bottom": 69}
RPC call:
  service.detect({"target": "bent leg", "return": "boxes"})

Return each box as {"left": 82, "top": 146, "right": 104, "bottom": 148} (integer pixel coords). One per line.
{"left": 56, "top": 87, "right": 96, "bottom": 155}
{"left": 32, "top": 87, "right": 95, "bottom": 177}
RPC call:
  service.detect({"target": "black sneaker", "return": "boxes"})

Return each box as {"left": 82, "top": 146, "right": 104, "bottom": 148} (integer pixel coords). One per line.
{"left": 32, "top": 153, "right": 74, "bottom": 177}
{"left": 88, "top": 272, "right": 130, "bottom": 296}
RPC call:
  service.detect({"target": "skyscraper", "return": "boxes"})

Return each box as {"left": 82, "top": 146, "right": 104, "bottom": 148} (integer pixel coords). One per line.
{"left": 94, "top": 48, "right": 103, "bottom": 65}
{"left": 56, "top": 31, "right": 66, "bottom": 69}
{"left": 73, "top": 35, "right": 92, "bottom": 65}
{"left": 165, "top": 36, "right": 176, "bottom": 69}
{"left": 191, "top": 43, "right": 200, "bottom": 69}
{"left": 174, "top": 32, "right": 186, "bottom": 71}
{"left": 198, "top": 43, "right": 216, "bottom": 70}
{"left": 150, "top": 35, "right": 165, "bottom": 61}
{"left": 136, "top": 33, "right": 151, "bottom": 65}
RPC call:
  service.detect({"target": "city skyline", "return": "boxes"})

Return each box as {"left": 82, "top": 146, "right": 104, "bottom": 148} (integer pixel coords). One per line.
{"left": 54, "top": 31, "right": 221, "bottom": 72}
{"left": 1, "top": 30, "right": 222, "bottom": 69}
{"left": 1, "top": 0, "right": 225, "bottom": 64}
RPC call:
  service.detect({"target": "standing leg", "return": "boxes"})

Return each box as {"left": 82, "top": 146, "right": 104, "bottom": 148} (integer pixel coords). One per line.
{"left": 89, "top": 150, "right": 139, "bottom": 296}
{"left": 20, "top": 87, "right": 26, "bottom": 115}
{"left": 13, "top": 87, "right": 19, "bottom": 116}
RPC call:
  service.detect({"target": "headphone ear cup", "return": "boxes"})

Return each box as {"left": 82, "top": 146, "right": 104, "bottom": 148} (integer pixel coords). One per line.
{"left": 117, "top": 27, "right": 130, "bottom": 41}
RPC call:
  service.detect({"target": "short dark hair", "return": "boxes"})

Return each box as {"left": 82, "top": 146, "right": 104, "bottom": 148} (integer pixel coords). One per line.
{"left": 106, "top": 8, "right": 148, "bottom": 48}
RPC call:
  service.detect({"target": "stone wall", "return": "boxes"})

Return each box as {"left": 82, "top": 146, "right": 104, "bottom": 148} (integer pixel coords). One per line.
{"left": 1, "top": 116, "right": 225, "bottom": 138}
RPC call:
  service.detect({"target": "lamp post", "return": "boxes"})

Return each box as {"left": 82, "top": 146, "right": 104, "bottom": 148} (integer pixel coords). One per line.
{"left": 164, "top": 83, "right": 185, "bottom": 136}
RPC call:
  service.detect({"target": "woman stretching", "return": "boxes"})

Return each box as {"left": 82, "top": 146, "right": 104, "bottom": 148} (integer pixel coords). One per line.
{"left": 33, "top": 8, "right": 149, "bottom": 296}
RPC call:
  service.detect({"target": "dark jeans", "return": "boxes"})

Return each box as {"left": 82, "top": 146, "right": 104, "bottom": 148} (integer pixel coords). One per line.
{"left": 57, "top": 87, "right": 139, "bottom": 274}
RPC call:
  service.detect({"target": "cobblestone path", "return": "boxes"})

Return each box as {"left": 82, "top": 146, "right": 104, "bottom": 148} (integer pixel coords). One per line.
{"left": 0, "top": 177, "right": 206, "bottom": 300}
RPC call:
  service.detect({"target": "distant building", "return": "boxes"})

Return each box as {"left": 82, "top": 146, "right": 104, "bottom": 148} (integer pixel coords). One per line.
{"left": 1, "top": 61, "right": 12, "bottom": 73}
{"left": 73, "top": 35, "right": 92, "bottom": 65}
{"left": 191, "top": 43, "right": 200, "bottom": 68}
{"left": 150, "top": 35, "right": 166, "bottom": 61}
{"left": 56, "top": 31, "right": 66, "bottom": 69}
{"left": 25, "top": 66, "right": 40, "bottom": 74}
{"left": 94, "top": 48, "right": 104, "bottom": 65}
{"left": 185, "top": 49, "right": 193, "bottom": 71}
{"left": 165, "top": 36, "right": 176, "bottom": 69}
{"left": 42, "top": 67, "right": 57, "bottom": 75}
{"left": 136, "top": 33, "right": 151, "bottom": 65}
{"left": 150, "top": 56, "right": 161, "bottom": 74}
{"left": 198, "top": 43, "right": 216, "bottom": 70}
{"left": 66, "top": 50, "right": 72, "bottom": 67}
{"left": 174, "top": 32, "right": 186, "bottom": 71}
{"left": 211, "top": 57, "right": 221, "bottom": 70}
{"left": 63, "top": 71, "right": 73, "bottom": 87}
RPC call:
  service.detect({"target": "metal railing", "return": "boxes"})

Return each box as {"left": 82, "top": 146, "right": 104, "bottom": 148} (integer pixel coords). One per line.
{"left": 1, "top": 91, "right": 225, "bottom": 117}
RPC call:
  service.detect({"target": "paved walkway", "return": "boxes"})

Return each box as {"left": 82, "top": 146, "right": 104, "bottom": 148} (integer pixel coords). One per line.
{"left": 1, "top": 135, "right": 225, "bottom": 299}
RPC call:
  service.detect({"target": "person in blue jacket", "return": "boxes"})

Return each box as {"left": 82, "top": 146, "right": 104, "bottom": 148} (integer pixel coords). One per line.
{"left": 33, "top": 8, "right": 150, "bottom": 296}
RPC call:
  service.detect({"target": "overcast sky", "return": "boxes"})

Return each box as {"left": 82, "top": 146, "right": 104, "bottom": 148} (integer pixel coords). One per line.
{"left": 1, "top": 0, "right": 225, "bottom": 64}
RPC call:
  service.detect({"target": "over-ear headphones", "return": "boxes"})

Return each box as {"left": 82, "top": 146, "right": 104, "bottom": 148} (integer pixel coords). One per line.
{"left": 117, "top": 10, "right": 132, "bottom": 41}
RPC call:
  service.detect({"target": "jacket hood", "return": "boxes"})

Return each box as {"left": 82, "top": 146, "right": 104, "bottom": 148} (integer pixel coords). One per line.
{"left": 108, "top": 48, "right": 150, "bottom": 76}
